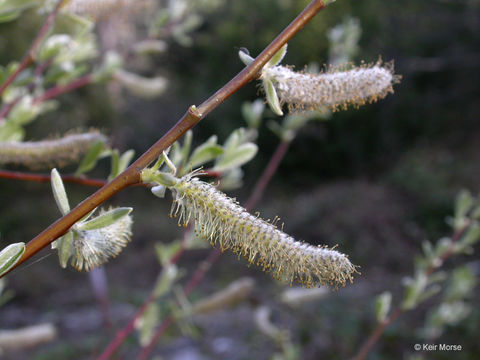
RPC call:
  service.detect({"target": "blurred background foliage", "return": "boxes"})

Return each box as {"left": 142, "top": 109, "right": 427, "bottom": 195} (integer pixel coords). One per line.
{"left": 0, "top": 0, "right": 479, "bottom": 359}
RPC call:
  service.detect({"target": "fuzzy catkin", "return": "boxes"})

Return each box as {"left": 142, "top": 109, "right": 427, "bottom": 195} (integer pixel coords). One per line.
{"left": 72, "top": 211, "right": 133, "bottom": 271}
{"left": 170, "top": 176, "right": 356, "bottom": 288}
{"left": 0, "top": 132, "right": 108, "bottom": 170}
{"left": 263, "top": 62, "right": 398, "bottom": 112}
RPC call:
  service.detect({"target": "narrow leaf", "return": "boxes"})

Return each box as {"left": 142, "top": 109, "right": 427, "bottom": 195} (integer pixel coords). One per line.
{"left": 263, "top": 78, "right": 283, "bottom": 116}
{"left": 0, "top": 242, "right": 25, "bottom": 277}
{"left": 213, "top": 143, "right": 258, "bottom": 172}
{"left": 188, "top": 143, "right": 224, "bottom": 169}
{"left": 57, "top": 232, "right": 73, "bottom": 269}
{"left": 51, "top": 168, "right": 70, "bottom": 216}
{"left": 75, "top": 141, "right": 105, "bottom": 175}
{"left": 77, "top": 207, "right": 132, "bottom": 231}
{"left": 109, "top": 149, "right": 120, "bottom": 181}
{"left": 267, "top": 44, "right": 287, "bottom": 67}
{"left": 118, "top": 149, "right": 135, "bottom": 173}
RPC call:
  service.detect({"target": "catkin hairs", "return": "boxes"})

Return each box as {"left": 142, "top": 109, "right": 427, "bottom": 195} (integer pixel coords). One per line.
{"left": 262, "top": 61, "right": 400, "bottom": 112}
{"left": 0, "top": 131, "right": 108, "bottom": 170}
{"left": 170, "top": 175, "right": 356, "bottom": 288}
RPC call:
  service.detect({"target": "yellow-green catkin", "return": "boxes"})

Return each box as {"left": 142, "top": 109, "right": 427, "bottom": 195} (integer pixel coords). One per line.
{"left": 170, "top": 175, "right": 356, "bottom": 288}
{"left": 262, "top": 61, "right": 399, "bottom": 112}
{"left": 0, "top": 131, "right": 107, "bottom": 170}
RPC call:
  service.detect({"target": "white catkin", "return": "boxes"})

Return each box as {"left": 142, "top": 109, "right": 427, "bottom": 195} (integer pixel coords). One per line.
{"left": 263, "top": 62, "right": 398, "bottom": 112}
{"left": 72, "top": 211, "right": 133, "bottom": 271}
{"left": 0, "top": 132, "right": 108, "bottom": 170}
{"left": 170, "top": 176, "right": 356, "bottom": 288}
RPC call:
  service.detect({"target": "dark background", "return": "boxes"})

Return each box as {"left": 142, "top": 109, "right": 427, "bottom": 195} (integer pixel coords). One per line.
{"left": 1, "top": 0, "right": 479, "bottom": 359}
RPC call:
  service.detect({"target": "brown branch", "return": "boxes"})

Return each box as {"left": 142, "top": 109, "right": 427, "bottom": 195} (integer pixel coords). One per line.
{"left": 0, "top": 170, "right": 107, "bottom": 187}
{"left": 0, "top": 0, "right": 67, "bottom": 97}
{"left": 97, "top": 3, "right": 328, "bottom": 358}
{"left": 33, "top": 74, "right": 93, "bottom": 104}
{"left": 1, "top": 0, "right": 327, "bottom": 278}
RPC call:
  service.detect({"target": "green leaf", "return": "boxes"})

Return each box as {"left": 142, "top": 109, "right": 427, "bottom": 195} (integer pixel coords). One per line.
{"left": 0, "top": 10, "right": 21, "bottom": 23}
{"left": 155, "top": 242, "right": 182, "bottom": 266}
{"left": 109, "top": 150, "right": 120, "bottom": 181}
{"left": 0, "top": 122, "right": 24, "bottom": 142}
{"left": 57, "top": 231, "right": 73, "bottom": 268}
{"left": 180, "top": 130, "right": 193, "bottom": 168}
{"left": 241, "top": 100, "right": 264, "bottom": 129}
{"left": 263, "top": 78, "right": 283, "bottom": 116}
{"left": 77, "top": 207, "right": 132, "bottom": 231}
{"left": 267, "top": 44, "right": 287, "bottom": 67}
{"left": 51, "top": 168, "right": 70, "bottom": 217}
{"left": 75, "top": 141, "right": 105, "bottom": 175}
{"left": 455, "top": 190, "right": 473, "bottom": 220}
{"left": 213, "top": 143, "right": 258, "bottom": 172}
{"left": 153, "top": 264, "right": 178, "bottom": 298}
{"left": 375, "top": 291, "right": 392, "bottom": 323}
{"left": 188, "top": 143, "right": 223, "bottom": 169}
{"left": 0, "top": 242, "right": 25, "bottom": 277}
{"left": 118, "top": 149, "right": 135, "bottom": 173}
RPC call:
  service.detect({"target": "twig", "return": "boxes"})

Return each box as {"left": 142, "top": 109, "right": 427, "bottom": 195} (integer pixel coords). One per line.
{"left": 244, "top": 139, "right": 291, "bottom": 211}
{"left": 33, "top": 74, "right": 93, "bottom": 103}
{"left": 351, "top": 223, "right": 471, "bottom": 360}
{"left": 0, "top": 170, "right": 107, "bottom": 187}
{"left": 2, "top": 0, "right": 326, "bottom": 277}
{"left": 0, "top": 0, "right": 67, "bottom": 97}
{"left": 98, "top": 1, "right": 326, "bottom": 353}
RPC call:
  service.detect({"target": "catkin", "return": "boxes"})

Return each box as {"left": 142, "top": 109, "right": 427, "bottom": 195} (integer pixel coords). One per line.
{"left": 0, "top": 132, "right": 108, "bottom": 170}
{"left": 170, "top": 176, "right": 356, "bottom": 288}
{"left": 263, "top": 62, "right": 399, "bottom": 112}
{"left": 72, "top": 211, "right": 133, "bottom": 271}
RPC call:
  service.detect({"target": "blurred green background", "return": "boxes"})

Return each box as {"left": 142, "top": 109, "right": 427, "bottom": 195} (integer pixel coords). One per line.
{"left": 1, "top": 0, "right": 479, "bottom": 359}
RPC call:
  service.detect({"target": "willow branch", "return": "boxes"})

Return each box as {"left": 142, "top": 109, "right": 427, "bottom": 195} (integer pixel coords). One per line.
{"left": 351, "top": 223, "right": 471, "bottom": 360}
{"left": 0, "top": 170, "right": 106, "bottom": 187}
{"left": 0, "top": 0, "right": 67, "bottom": 97}
{"left": 1, "top": 0, "right": 327, "bottom": 277}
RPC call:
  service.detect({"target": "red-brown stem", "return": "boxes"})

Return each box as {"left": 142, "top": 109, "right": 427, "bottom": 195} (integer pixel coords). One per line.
{"left": 134, "top": 76, "right": 296, "bottom": 360}
{"left": 351, "top": 308, "right": 403, "bottom": 360}
{"left": 97, "top": 227, "right": 192, "bottom": 360}
{"left": 2, "top": 0, "right": 326, "bottom": 278}
{"left": 133, "top": 139, "right": 292, "bottom": 360}
{"left": 0, "top": 0, "right": 67, "bottom": 97}
{"left": 33, "top": 74, "right": 93, "bottom": 103}
{"left": 351, "top": 223, "right": 471, "bottom": 360}
{"left": 99, "top": 2, "right": 326, "bottom": 353}
{"left": 0, "top": 170, "right": 107, "bottom": 187}
{"left": 244, "top": 139, "right": 291, "bottom": 211}
{"left": 0, "top": 60, "right": 53, "bottom": 120}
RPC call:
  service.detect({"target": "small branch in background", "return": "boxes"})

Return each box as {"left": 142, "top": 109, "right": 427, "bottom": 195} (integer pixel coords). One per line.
{"left": 33, "top": 74, "right": 93, "bottom": 103}
{"left": 135, "top": 99, "right": 295, "bottom": 360}
{"left": 351, "top": 223, "right": 471, "bottom": 360}
{"left": 0, "top": 0, "right": 68, "bottom": 97}
{"left": 0, "top": 170, "right": 107, "bottom": 187}
{"left": 0, "top": 60, "right": 53, "bottom": 121}
{"left": 244, "top": 139, "right": 291, "bottom": 211}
